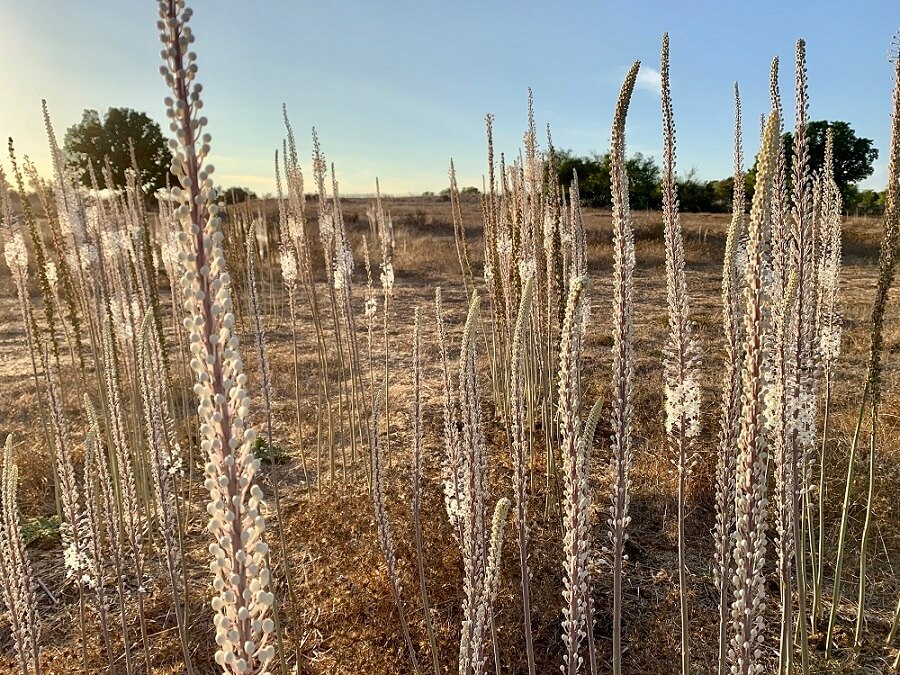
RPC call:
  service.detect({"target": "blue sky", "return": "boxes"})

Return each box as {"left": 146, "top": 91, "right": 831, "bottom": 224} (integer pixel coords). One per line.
{"left": 1, "top": 1, "right": 897, "bottom": 196}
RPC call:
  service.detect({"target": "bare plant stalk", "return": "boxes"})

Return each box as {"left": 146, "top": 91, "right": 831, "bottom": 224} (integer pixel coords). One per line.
{"left": 660, "top": 34, "right": 701, "bottom": 675}
{"left": 411, "top": 308, "right": 441, "bottom": 675}
{"left": 137, "top": 319, "right": 193, "bottom": 672}
{"left": 608, "top": 62, "right": 640, "bottom": 675}
{"left": 854, "top": 75, "right": 900, "bottom": 640}
{"left": 370, "top": 391, "right": 422, "bottom": 675}
{"left": 826, "top": 48, "right": 900, "bottom": 658}
{"left": 84, "top": 396, "right": 136, "bottom": 675}
{"left": 246, "top": 235, "right": 290, "bottom": 675}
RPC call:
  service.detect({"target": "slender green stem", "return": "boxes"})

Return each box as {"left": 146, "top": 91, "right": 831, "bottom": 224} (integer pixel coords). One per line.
{"left": 854, "top": 410, "right": 878, "bottom": 648}
{"left": 825, "top": 385, "right": 868, "bottom": 657}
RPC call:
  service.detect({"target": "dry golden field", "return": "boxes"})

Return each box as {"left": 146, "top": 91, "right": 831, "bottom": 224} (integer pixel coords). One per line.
{"left": 1, "top": 196, "right": 898, "bottom": 674}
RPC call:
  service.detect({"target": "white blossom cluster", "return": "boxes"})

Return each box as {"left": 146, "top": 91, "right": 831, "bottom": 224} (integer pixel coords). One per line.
{"left": 816, "top": 132, "right": 843, "bottom": 367}
{"left": 44, "top": 260, "right": 58, "bottom": 290}
{"left": 157, "top": 1, "right": 274, "bottom": 672}
{"left": 379, "top": 261, "right": 394, "bottom": 293}
{"left": 364, "top": 297, "right": 378, "bottom": 319}
{"left": 279, "top": 243, "right": 298, "bottom": 286}
{"left": 664, "top": 375, "right": 701, "bottom": 440}
{"left": 3, "top": 232, "right": 28, "bottom": 272}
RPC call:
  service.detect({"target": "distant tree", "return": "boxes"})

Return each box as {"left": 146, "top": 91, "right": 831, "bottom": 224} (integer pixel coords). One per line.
{"left": 222, "top": 186, "right": 257, "bottom": 204}
{"left": 849, "top": 188, "right": 885, "bottom": 216}
{"left": 554, "top": 150, "right": 610, "bottom": 206}
{"left": 782, "top": 120, "right": 878, "bottom": 203}
{"left": 708, "top": 177, "right": 736, "bottom": 211}
{"left": 440, "top": 186, "right": 480, "bottom": 200}
{"left": 554, "top": 149, "right": 662, "bottom": 209}
{"left": 627, "top": 152, "right": 662, "bottom": 210}
{"left": 676, "top": 169, "right": 718, "bottom": 212}
{"left": 64, "top": 107, "right": 174, "bottom": 194}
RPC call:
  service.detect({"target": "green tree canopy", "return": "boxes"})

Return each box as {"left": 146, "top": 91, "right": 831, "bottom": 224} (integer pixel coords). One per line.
{"left": 221, "top": 186, "right": 258, "bottom": 204}
{"left": 554, "top": 149, "right": 662, "bottom": 209}
{"left": 64, "top": 107, "right": 174, "bottom": 194}
{"left": 783, "top": 120, "right": 878, "bottom": 202}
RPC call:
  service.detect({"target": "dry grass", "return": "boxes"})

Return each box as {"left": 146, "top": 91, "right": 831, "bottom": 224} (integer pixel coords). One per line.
{"left": 0, "top": 200, "right": 897, "bottom": 673}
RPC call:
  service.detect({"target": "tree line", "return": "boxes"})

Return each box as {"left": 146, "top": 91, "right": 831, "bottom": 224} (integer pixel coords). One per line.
{"left": 57, "top": 106, "right": 886, "bottom": 216}
{"left": 552, "top": 120, "right": 884, "bottom": 215}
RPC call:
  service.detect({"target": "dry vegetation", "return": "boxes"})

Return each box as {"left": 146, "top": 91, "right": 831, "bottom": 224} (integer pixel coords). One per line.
{"left": 1, "top": 3, "right": 899, "bottom": 675}
{"left": 1, "top": 202, "right": 898, "bottom": 674}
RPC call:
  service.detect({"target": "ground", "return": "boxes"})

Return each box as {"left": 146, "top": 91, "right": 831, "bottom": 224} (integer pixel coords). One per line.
{"left": 0, "top": 197, "right": 898, "bottom": 673}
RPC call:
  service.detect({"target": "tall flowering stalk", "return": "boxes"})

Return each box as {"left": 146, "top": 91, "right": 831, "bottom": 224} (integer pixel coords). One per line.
{"left": 811, "top": 128, "right": 842, "bottom": 630}
{"left": 156, "top": 2, "right": 275, "bottom": 671}
{"left": 509, "top": 275, "right": 537, "bottom": 675}
{"left": 436, "top": 288, "right": 464, "bottom": 538}
{"left": 729, "top": 109, "right": 780, "bottom": 675}
{"left": 607, "top": 61, "right": 640, "bottom": 675}
{"left": 715, "top": 82, "right": 745, "bottom": 675}
{"left": 765, "top": 57, "right": 796, "bottom": 675}
{"left": 0, "top": 435, "right": 41, "bottom": 675}
{"left": 659, "top": 35, "right": 701, "bottom": 675}
{"left": 559, "top": 276, "right": 593, "bottom": 675}
{"left": 785, "top": 40, "right": 815, "bottom": 672}
{"left": 457, "top": 294, "right": 489, "bottom": 675}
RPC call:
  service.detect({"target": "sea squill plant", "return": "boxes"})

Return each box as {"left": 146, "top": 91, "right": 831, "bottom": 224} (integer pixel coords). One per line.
{"left": 156, "top": 1, "right": 275, "bottom": 671}
{"left": 811, "top": 128, "right": 842, "bottom": 632}
{"left": 138, "top": 315, "right": 193, "bottom": 670}
{"left": 783, "top": 40, "right": 815, "bottom": 672}
{"left": 84, "top": 394, "right": 140, "bottom": 675}
{"left": 607, "top": 61, "right": 640, "bottom": 675}
{"left": 457, "top": 294, "right": 489, "bottom": 675}
{"left": 449, "top": 293, "right": 511, "bottom": 675}
{"left": 436, "top": 287, "right": 463, "bottom": 538}
{"left": 0, "top": 435, "right": 41, "bottom": 674}
{"left": 278, "top": 113, "right": 329, "bottom": 495}
{"left": 508, "top": 275, "right": 537, "bottom": 675}
{"left": 2, "top": 223, "right": 55, "bottom": 498}
{"left": 81, "top": 420, "right": 115, "bottom": 666}
{"left": 659, "top": 34, "right": 701, "bottom": 675}
{"left": 714, "top": 82, "right": 745, "bottom": 675}
{"left": 558, "top": 276, "right": 595, "bottom": 675}
{"left": 729, "top": 107, "right": 781, "bottom": 675}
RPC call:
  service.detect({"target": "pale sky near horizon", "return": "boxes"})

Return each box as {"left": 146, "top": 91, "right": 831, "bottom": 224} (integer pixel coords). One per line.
{"left": 0, "top": 1, "right": 897, "bottom": 197}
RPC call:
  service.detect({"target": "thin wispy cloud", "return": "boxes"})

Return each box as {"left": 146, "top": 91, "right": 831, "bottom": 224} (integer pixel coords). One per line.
{"left": 635, "top": 66, "right": 662, "bottom": 96}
